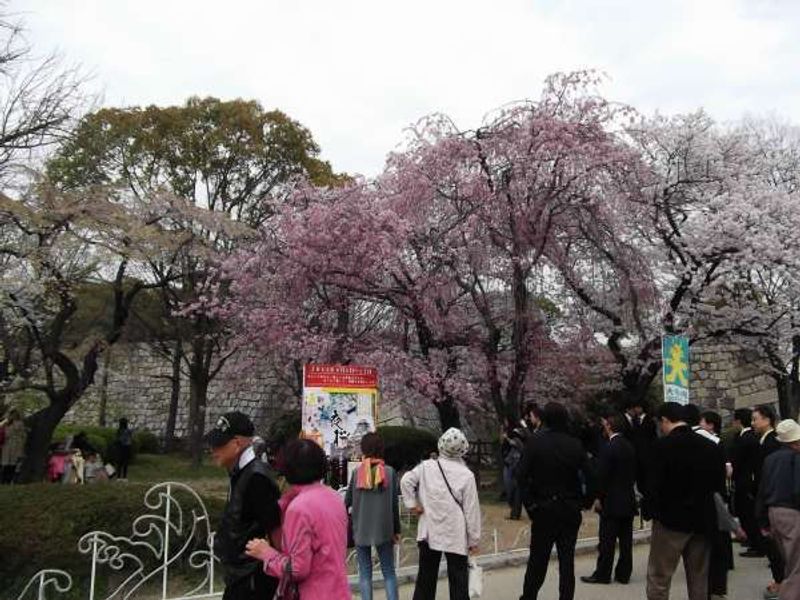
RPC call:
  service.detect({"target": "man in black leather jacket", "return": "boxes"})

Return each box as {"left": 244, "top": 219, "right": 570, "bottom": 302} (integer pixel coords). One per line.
{"left": 206, "top": 411, "right": 282, "bottom": 600}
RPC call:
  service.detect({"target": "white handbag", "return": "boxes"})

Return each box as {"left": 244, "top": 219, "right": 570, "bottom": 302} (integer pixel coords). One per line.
{"left": 468, "top": 558, "right": 483, "bottom": 598}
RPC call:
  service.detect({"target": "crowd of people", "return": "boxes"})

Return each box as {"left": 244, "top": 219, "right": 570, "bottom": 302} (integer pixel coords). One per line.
{"left": 207, "top": 411, "right": 481, "bottom": 600}
{"left": 210, "top": 401, "right": 800, "bottom": 600}
{"left": 4, "top": 399, "right": 798, "bottom": 600}
{"left": 0, "top": 411, "right": 134, "bottom": 484}
{"left": 501, "top": 400, "right": 800, "bottom": 600}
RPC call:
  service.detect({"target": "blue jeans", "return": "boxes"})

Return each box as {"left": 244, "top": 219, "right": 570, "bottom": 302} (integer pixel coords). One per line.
{"left": 356, "top": 542, "right": 399, "bottom": 600}
{"left": 503, "top": 465, "right": 522, "bottom": 519}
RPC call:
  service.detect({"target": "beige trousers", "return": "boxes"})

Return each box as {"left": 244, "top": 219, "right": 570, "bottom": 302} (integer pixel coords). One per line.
{"left": 646, "top": 520, "right": 710, "bottom": 600}
{"left": 769, "top": 506, "right": 800, "bottom": 600}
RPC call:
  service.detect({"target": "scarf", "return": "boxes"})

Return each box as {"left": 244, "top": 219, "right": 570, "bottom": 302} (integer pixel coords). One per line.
{"left": 356, "top": 458, "right": 386, "bottom": 490}
{"left": 438, "top": 427, "right": 469, "bottom": 459}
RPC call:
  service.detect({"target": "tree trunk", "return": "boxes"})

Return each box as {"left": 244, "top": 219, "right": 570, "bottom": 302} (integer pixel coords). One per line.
{"left": 330, "top": 306, "right": 349, "bottom": 364}
{"left": 17, "top": 342, "right": 105, "bottom": 483}
{"left": 188, "top": 365, "right": 209, "bottom": 467}
{"left": 621, "top": 363, "right": 660, "bottom": 411}
{"left": 434, "top": 398, "right": 461, "bottom": 431}
{"left": 97, "top": 348, "right": 112, "bottom": 427}
{"left": 790, "top": 377, "right": 800, "bottom": 421}
{"left": 774, "top": 374, "right": 792, "bottom": 420}
{"left": 163, "top": 340, "right": 183, "bottom": 453}
{"left": 504, "top": 260, "right": 531, "bottom": 425}
{"left": 17, "top": 401, "right": 69, "bottom": 483}
{"left": 789, "top": 334, "right": 800, "bottom": 420}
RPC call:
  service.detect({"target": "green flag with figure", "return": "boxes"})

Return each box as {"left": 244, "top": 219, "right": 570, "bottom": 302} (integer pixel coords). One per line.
{"left": 662, "top": 335, "right": 690, "bottom": 405}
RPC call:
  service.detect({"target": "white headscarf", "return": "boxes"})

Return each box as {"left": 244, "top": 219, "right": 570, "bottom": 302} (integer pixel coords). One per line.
{"left": 438, "top": 428, "right": 469, "bottom": 459}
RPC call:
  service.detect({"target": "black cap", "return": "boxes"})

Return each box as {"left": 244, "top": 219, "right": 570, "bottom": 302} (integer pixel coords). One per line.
{"left": 204, "top": 411, "right": 255, "bottom": 448}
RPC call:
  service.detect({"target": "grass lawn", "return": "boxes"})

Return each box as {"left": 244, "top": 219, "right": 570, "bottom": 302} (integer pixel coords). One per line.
{"left": 126, "top": 453, "right": 230, "bottom": 499}
{"left": 128, "top": 452, "right": 226, "bottom": 481}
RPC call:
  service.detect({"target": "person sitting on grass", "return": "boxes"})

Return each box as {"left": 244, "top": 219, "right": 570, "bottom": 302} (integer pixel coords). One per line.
{"left": 83, "top": 450, "right": 110, "bottom": 483}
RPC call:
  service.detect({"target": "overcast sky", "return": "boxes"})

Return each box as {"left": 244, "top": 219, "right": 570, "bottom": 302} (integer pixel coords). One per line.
{"left": 19, "top": 0, "right": 800, "bottom": 177}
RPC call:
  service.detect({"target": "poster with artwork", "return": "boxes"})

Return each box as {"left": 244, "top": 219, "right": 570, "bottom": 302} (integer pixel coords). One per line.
{"left": 302, "top": 364, "right": 378, "bottom": 457}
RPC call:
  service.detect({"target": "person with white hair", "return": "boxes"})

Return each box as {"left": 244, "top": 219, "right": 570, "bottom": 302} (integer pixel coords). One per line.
{"left": 400, "top": 428, "right": 481, "bottom": 600}
{"left": 756, "top": 419, "right": 800, "bottom": 600}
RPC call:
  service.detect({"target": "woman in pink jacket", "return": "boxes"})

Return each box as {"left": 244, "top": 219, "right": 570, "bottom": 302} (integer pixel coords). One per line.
{"left": 246, "top": 439, "right": 351, "bottom": 599}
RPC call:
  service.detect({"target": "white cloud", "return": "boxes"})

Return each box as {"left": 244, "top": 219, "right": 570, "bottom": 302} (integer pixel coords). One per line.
{"left": 17, "top": 0, "right": 800, "bottom": 176}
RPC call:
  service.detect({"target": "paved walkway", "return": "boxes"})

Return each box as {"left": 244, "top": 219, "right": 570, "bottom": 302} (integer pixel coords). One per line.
{"left": 394, "top": 544, "right": 774, "bottom": 599}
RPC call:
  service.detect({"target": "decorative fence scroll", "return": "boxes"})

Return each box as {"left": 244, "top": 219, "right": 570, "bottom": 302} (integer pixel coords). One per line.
{"left": 17, "top": 482, "right": 219, "bottom": 600}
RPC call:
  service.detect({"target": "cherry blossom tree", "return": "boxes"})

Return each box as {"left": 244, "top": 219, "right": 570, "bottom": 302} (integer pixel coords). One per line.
{"left": 0, "top": 183, "right": 186, "bottom": 481}
{"left": 690, "top": 119, "right": 800, "bottom": 418}
{"left": 552, "top": 110, "right": 800, "bottom": 412}
{"left": 224, "top": 72, "right": 646, "bottom": 428}
{"left": 224, "top": 72, "right": 800, "bottom": 429}
{"left": 0, "top": 8, "right": 86, "bottom": 184}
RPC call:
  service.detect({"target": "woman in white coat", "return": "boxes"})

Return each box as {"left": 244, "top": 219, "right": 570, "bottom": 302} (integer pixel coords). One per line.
{"left": 401, "top": 428, "right": 481, "bottom": 600}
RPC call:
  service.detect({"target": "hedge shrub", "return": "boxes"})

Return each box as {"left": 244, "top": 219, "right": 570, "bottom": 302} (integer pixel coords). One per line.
{"left": 52, "top": 425, "right": 161, "bottom": 461}
{"left": 266, "top": 410, "right": 301, "bottom": 447}
{"left": 52, "top": 425, "right": 116, "bottom": 456}
{"left": 0, "top": 483, "right": 225, "bottom": 598}
{"left": 134, "top": 429, "right": 160, "bottom": 454}
{"left": 262, "top": 414, "right": 437, "bottom": 472}
{"left": 377, "top": 425, "right": 438, "bottom": 471}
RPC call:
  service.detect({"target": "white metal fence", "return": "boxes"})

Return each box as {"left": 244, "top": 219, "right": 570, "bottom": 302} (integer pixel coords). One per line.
{"left": 15, "top": 481, "right": 544, "bottom": 600}
{"left": 16, "top": 482, "right": 219, "bottom": 600}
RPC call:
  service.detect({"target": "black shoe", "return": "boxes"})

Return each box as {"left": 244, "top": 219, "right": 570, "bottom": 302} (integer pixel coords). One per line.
{"left": 580, "top": 575, "right": 611, "bottom": 584}
{"left": 740, "top": 549, "right": 766, "bottom": 558}
{"left": 615, "top": 577, "right": 630, "bottom": 584}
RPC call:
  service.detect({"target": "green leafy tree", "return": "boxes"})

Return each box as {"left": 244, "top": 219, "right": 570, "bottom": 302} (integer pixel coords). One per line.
{"left": 48, "top": 97, "right": 342, "bottom": 463}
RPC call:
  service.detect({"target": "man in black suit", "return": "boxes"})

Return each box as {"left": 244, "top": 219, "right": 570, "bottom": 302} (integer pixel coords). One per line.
{"left": 698, "top": 409, "right": 735, "bottom": 600}
{"left": 581, "top": 412, "right": 636, "bottom": 585}
{"left": 517, "top": 402, "right": 590, "bottom": 600}
{"left": 750, "top": 404, "right": 784, "bottom": 597}
{"left": 730, "top": 408, "right": 761, "bottom": 554}
{"left": 644, "top": 402, "right": 726, "bottom": 600}
{"left": 621, "top": 398, "right": 657, "bottom": 494}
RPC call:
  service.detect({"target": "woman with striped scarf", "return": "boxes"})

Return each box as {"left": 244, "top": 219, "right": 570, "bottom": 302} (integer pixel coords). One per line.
{"left": 345, "top": 432, "right": 401, "bottom": 600}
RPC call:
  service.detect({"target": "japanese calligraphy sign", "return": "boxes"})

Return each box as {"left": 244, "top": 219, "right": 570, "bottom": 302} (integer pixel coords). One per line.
{"left": 301, "top": 364, "right": 379, "bottom": 456}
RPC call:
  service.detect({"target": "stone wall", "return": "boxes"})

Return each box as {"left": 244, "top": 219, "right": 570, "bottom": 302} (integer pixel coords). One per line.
{"left": 63, "top": 343, "right": 412, "bottom": 438}
{"left": 63, "top": 343, "right": 297, "bottom": 437}
{"left": 62, "top": 339, "right": 777, "bottom": 438}
{"left": 691, "top": 341, "right": 778, "bottom": 419}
